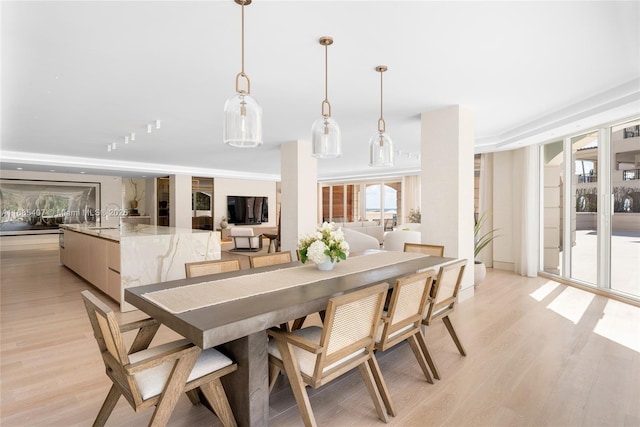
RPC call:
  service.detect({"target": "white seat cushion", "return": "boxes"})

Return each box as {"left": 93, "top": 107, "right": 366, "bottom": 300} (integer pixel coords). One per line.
{"left": 376, "top": 321, "right": 414, "bottom": 343}
{"left": 230, "top": 228, "right": 254, "bottom": 237}
{"left": 268, "top": 326, "right": 365, "bottom": 377}
{"left": 129, "top": 339, "right": 233, "bottom": 400}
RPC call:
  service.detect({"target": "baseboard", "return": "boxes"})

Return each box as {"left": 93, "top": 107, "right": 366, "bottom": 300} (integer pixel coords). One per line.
{"left": 493, "top": 261, "right": 515, "bottom": 271}
{"left": 458, "top": 284, "right": 475, "bottom": 303}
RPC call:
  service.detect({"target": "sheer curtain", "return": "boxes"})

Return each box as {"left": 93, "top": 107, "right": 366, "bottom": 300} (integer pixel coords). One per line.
{"left": 513, "top": 145, "right": 539, "bottom": 277}
{"left": 402, "top": 175, "right": 420, "bottom": 224}
{"left": 478, "top": 153, "right": 494, "bottom": 267}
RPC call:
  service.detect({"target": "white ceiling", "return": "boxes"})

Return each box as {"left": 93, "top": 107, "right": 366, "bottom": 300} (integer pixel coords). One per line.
{"left": 2, "top": 1, "right": 639, "bottom": 181}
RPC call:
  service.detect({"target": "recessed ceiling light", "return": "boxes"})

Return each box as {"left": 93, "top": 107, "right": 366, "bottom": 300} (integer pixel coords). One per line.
{"left": 50, "top": 169, "right": 56, "bottom": 172}
{"left": 16, "top": 167, "right": 23, "bottom": 170}
{"left": 80, "top": 171, "right": 86, "bottom": 174}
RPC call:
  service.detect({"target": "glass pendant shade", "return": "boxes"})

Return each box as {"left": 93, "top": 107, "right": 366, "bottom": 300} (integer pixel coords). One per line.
{"left": 224, "top": 93, "right": 263, "bottom": 148}
{"left": 369, "top": 132, "right": 394, "bottom": 167}
{"left": 311, "top": 116, "right": 341, "bottom": 158}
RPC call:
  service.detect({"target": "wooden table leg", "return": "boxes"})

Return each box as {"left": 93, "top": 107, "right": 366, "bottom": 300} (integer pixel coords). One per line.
{"left": 222, "top": 331, "right": 269, "bottom": 427}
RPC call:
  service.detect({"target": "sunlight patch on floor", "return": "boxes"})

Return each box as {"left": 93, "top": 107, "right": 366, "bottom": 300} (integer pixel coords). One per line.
{"left": 546, "top": 286, "right": 595, "bottom": 324}
{"left": 529, "top": 280, "right": 561, "bottom": 301}
{"left": 593, "top": 299, "right": 640, "bottom": 353}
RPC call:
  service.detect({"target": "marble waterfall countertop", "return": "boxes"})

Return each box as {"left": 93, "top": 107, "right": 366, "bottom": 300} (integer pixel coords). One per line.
{"left": 60, "top": 222, "right": 215, "bottom": 241}
{"left": 61, "top": 222, "right": 222, "bottom": 311}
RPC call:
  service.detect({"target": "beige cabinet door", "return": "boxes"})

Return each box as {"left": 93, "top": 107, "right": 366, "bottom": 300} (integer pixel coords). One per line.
{"left": 85, "top": 236, "right": 107, "bottom": 293}
{"left": 107, "top": 241, "right": 121, "bottom": 302}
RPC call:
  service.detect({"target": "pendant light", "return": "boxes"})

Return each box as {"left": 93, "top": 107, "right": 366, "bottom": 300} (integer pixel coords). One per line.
{"left": 311, "top": 36, "right": 341, "bottom": 158}
{"left": 224, "top": 0, "right": 262, "bottom": 148}
{"left": 369, "top": 65, "right": 394, "bottom": 167}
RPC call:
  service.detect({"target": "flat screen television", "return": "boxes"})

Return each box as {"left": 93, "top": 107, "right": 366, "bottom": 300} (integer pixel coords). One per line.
{"left": 227, "top": 196, "right": 268, "bottom": 225}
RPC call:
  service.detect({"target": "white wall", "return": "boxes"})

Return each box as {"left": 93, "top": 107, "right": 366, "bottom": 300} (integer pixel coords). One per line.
{"left": 214, "top": 178, "right": 277, "bottom": 229}
{"left": 0, "top": 170, "right": 123, "bottom": 251}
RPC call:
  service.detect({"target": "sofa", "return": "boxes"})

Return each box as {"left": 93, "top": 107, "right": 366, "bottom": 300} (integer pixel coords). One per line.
{"left": 395, "top": 223, "right": 422, "bottom": 232}
{"left": 334, "top": 221, "right": 384, "bottom": 245}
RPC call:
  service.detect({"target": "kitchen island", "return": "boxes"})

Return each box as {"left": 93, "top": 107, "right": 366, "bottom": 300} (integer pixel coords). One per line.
{"left": 60, "top": 223, "right": 220, "bottom": 311}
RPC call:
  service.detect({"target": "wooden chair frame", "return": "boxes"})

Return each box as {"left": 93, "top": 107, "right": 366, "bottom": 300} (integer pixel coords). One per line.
{"left": 422, "top": 259, "right": 468, "bottom": 379}
{"left": 267, "top": 282, "right": 394, "bottom": 426}
{"left": 249, "top": 251, "right": 298, "bottom": 331}
{"left": 376, "top": 270, "right": 438, "bottom": 383}
{"left": 403, "top": 243, "right": 445, "bottom": 257}
{"left": 81, "top": 290, "right": 238, "bottom": 427}
{"left": 185, "top": 259, "right": 241, "bottom": 278}
{"left": 249, "top": 251, "right": 292, "bottom": 268}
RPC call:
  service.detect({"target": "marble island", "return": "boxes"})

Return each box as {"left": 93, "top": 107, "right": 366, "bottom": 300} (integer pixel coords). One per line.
{"left": 60, "top": 223, "right": 221, "bottom": 311}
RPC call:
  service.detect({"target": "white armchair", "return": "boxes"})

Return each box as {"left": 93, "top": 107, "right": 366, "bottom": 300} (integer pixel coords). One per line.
{"left": 383, "top": 229, "right": 421, "bottom": 252}
{"left": 342, "top": 228, "right": 380, "bottom": 253}
{"left": 230, "top": 227, "right": 263, "bottom": 251}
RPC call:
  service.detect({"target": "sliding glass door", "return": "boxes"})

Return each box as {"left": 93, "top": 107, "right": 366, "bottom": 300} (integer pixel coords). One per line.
{"left": 542, "top": 141, "right": 564, "bottom": 276}
{"left": 610, "top": 119, "right": 640, "bottom": 297}
{"left": 571, "top": 131, "right": 599, "bottom": 285}
{"left": 541, "top": 118, "right": 640, "bottom": 300}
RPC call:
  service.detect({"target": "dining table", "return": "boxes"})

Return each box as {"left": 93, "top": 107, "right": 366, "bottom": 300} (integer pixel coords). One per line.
{"left": 125, "top": 250, "right": 456, "bottom": 427}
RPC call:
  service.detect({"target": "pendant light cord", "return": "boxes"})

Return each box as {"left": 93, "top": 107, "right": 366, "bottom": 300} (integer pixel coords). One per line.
{"left": 235, "top": 0, "right": 250, "bottom": 94}
{"left": 325, "top": 44, "right": 328, "bottom": 104}
{"left": 241, "top": 1, "right": 245, "bottom": 75}
{"left": 321, "top": 40, "right": 332, "bottom": 118}
{"left": 378, "top": 68, "right": 386, "bottom": 133}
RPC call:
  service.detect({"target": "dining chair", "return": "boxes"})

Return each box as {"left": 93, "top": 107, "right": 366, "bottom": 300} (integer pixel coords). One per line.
{"left": 422, "top": 259, "right": 468, "bottom": 379}
{"left": 403, "top": 243, "right": 445, "bottom": 257}
{"left": 185, "top": 259, "right": 241, "bottom": 278}
{"left": 249, "top": 251, "right": 299, "bottom": 331}
{"left": 249, "top": 251, "right": 292, "bottom": 268}
{"left": 81, "top": 290, "right": 238, "bottom": 427}
{"left": 267, "top": 282, "right": 395, "bottom": 426}
{"left": 375, "top": 270, "right": 438, "bottom": 383}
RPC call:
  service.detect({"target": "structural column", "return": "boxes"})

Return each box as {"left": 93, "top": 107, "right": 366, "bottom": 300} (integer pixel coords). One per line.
{"left": 170, "top": 174, "right": 192, "bottom": 229}
{"left": 280, "top": 140, "right": 318, "bottom": 254}
{"left": 421, "top": 105, "right": 475, "bottom": 297}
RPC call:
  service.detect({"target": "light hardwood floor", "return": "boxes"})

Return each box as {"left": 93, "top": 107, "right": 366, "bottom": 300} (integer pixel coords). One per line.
{"left": 1, "top": 248, "right": 639, "bottom": 426}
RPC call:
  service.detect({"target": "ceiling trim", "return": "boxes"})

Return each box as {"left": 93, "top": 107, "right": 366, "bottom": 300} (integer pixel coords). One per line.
{"left": 0, "top": 151, "right": 281, "bottom": 182}
{"left": 475, "top": 79, "right": 640, "bottom": 152}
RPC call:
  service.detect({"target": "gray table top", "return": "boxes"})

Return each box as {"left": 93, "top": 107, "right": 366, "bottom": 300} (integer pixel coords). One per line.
{"left": 125, "top": 251, "right": 456, "bottom": 348}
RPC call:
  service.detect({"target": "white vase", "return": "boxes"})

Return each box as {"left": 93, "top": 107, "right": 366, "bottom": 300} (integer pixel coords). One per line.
{"left": 474, "top": 261, "right": 486, "bottom": 287}
{"left": 316, "top": 259, "right": 336, "bottom": 271}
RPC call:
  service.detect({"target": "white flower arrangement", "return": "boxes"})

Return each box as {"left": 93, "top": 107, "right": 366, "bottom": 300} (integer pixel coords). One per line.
{"left": 298, "top": 222, "right": 350, "bottom": 265}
